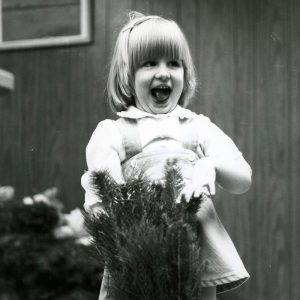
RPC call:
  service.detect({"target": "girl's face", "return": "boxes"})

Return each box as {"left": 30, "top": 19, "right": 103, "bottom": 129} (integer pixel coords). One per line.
{"left": 134, "top": 57, "right": 184, "bottom": 114}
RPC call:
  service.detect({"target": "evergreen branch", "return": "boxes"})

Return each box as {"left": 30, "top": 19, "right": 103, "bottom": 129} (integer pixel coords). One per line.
{"left": 85, "top": 166, "right": 205, "bottom": 300}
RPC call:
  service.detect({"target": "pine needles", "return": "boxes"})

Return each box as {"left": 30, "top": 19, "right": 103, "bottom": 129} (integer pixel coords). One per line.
{"left": 85, "top": 164, "right": 205, "bottom": 300}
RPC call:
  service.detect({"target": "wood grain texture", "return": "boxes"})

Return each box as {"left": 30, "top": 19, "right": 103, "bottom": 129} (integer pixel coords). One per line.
{"left": 289, "top": 0, "right": 300, "bottom": 299}
{"left": 217, "top": 2, "right": 257, "bottom": 300}
{"left": 3, "top": 3, "right": 80, "bottom": 41}
{"left": 0, "top": 0, "right": 299, "bottom": 299}
{"left": 253, "top": 1, "right": 291, "bottom": 299}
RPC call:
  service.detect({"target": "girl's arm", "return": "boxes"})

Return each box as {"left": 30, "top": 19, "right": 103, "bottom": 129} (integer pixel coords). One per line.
{"left": 208, "top": 155, "right": 251, "bottom": 194}
{"left": 81, "top": 119, "right": 125, "bottom": 214}
{"left": 177, "top": 116, "right": 251, "bottom": 202}
{"left": 199, "top": 115, "right": 252, "bottom": 195}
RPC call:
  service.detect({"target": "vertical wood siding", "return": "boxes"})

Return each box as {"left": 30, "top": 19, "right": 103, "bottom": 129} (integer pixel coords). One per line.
{"left": 0, "top": 0, "right": 299, "bottom": 299}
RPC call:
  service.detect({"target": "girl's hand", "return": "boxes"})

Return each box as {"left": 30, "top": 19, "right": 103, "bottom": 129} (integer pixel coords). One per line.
{"left": 176, "top": 157, "right": 216, "bottom": 203}
{"left": 90, "top": 203, "right": 107, "bottom": 218}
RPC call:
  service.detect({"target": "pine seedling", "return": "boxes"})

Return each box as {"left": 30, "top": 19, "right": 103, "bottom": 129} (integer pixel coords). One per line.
{"left": 85, "top": 165, "right": 205, "bottom": 300}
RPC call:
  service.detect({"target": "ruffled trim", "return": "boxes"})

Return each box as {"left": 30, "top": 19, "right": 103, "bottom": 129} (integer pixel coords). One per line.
{"left": 201, "top": 273, "right": 250, "bottom": 294}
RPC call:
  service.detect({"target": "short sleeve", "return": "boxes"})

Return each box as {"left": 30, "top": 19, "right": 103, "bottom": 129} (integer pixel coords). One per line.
{"left": 81, "top": 119, "right": 125, "bottom": 212}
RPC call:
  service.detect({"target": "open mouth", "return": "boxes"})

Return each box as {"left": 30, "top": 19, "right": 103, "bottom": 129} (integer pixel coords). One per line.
{"left": 151, "top": 86, "right": 171, "bottom": 102}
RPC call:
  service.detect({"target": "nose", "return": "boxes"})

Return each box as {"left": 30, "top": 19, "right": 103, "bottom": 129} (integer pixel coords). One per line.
{"left": 154, "top": 63, "right": 170, "bottom": 81}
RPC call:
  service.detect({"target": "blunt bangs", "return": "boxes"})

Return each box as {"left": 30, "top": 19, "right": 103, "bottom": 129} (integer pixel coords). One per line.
{"left": 129, "top": 19, "right": 188, "bottom": 71}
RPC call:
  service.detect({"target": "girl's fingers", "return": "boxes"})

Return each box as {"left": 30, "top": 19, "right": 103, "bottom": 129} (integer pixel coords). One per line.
{"left": 176, "top": 185, "right": 193, "bottom": 203}
{"left": 209, "top": 183, "right": 216, "bottom": 195}
{"left": 91, "top": 205, "right": 108, "bottom": 218}
{"left": 175, "top": 189, "right": 184, "bottom": 203}
{"left": 193, "top": 187, "right": 202, "bottom": 198}
{"left": 176, "top": 180, "right": 216, "bottom": 204}
{"left": 190, "top": 181, "right": 215, "bottom": 198}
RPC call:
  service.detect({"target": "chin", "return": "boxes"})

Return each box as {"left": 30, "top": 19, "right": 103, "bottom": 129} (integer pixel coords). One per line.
{"left": 151, "top": 103, "right": 176, "bottom": 114}
{"left": 151, "top": 107, "right": 171, "bottom": 114}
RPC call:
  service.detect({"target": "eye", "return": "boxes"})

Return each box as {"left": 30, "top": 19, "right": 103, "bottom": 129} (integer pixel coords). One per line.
{"left": 168, "top": 60, "right": 182, "bottom": 67}
{"left": 142, "top": 61, "right": 156, "bottom": 67}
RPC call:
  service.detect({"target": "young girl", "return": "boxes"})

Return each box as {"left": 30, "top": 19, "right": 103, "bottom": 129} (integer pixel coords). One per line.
{"left": 82, "top": 11, "right": 252, "bottom": 300}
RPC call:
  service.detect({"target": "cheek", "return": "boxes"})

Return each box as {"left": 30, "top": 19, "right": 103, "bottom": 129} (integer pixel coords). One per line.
{"left": 136, "top": 83, "right": 151, "bottom": 99}
{"left": 175, "top": 72, "right": 184, "bottom": 92}
{"left": 134, "top": 72, "right": 149, "bottom": 92}
{"left": 134, "top": 78, "right": 141, "bottom": 97}
{"left": 176, "top": 69, "right": 184, "bottom": 82}
{"left": 134, "top": 81, "right": 145, "bottom": 97}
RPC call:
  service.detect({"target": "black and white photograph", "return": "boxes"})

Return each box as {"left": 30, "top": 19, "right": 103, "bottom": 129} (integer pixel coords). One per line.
{"left": 0, "top": 1, "right": 299, "bottom": 299}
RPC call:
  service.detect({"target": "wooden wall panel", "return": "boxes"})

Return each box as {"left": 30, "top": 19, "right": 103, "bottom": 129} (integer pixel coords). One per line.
{"left": 0, "top": 0, "right": 299, "bottom": 299}
{"left": 131, "top": 0, "right": 153, "bottom": 15}
{"left": 290, "top": 0, "right": 300, "bottom": 299}
{"left": 253, "top": 1, "right": 291, "bottom": 299}
{"left": 218, "top": 1, "right": 257, "bottom": 300}
{"left": 193, "top": 0, "right": 236, "bottom": 127}
{"left": 177, "top": 0, "right": 197, "bottom": 63}
{"left": 149, "top": 0, "right": 178, "bottom": 19}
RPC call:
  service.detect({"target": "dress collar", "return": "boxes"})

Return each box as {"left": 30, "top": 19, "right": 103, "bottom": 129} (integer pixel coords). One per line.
{"left": 116, "top": 105, "right": 197, "bottom": 119}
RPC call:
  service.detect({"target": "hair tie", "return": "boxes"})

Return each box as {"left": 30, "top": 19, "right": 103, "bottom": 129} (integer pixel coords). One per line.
{"left": 122, "top": 16, "right": 160, "bottom": 33}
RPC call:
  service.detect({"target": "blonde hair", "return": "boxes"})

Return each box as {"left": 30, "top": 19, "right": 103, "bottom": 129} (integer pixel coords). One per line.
{"left": 107, "top": 11, "right": 196, "bottom": 112}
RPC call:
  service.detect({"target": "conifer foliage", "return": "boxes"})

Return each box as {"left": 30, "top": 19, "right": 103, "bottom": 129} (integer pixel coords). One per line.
{"left": 85, "top": 164, "right": 205, "bottom": 300}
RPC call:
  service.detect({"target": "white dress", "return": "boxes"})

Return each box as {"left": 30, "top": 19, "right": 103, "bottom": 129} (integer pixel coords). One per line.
{"left": 82, "top": 105, "right": 251, "bottom": 295}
